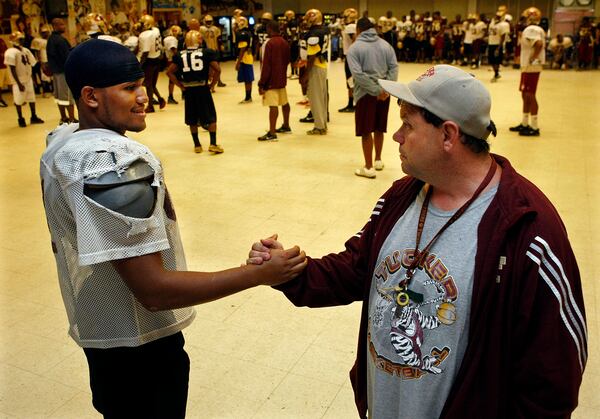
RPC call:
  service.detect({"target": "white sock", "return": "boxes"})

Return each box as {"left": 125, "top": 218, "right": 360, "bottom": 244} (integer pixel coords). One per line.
{"left": 522, "top": 113, "right": 530, "bottom": 126}
{"left": 530, "top": 115, "right": 539, "bottom": 129}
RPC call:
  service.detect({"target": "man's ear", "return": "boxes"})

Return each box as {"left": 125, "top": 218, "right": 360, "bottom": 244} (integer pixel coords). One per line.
{"left": 441, "top": 120, "right": 461, "bottom": 151}
{"left": 80, "top": 86, "right": 99, "bottom": 108}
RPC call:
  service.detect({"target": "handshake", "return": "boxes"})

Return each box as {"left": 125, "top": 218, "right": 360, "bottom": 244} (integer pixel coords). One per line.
{"left": 246, "top": 234, "right": 308, "bottom": 286}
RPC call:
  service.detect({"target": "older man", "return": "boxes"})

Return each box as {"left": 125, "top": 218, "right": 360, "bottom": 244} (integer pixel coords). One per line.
{"left": 249, "top": 65, "right": 586, "bottom": 419}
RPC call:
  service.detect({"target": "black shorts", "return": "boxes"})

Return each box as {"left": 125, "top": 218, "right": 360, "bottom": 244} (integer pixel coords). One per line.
{"left": 355, "top": 95, "right": 390, "bottom": 136}
{"left": 344, "top": 60, "right": 352, "bottom": 88}
{"left": 184, "top": 85, "right": 217, "bottom": 126}
{"left": 488, "top": 45, "right": 503, "bottom": 65}
{"left": 83, "top": 332, "right": 190, "bottom": 419}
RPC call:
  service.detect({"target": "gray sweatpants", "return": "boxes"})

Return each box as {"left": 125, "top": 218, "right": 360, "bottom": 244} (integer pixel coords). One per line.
{"left": 307, "top": 66, "right": 328, "bottom": 130}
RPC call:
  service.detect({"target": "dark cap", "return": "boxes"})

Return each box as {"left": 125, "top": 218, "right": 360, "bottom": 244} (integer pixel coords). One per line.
{"left": 65, "top": 39, "right": 144, "bottom": 99}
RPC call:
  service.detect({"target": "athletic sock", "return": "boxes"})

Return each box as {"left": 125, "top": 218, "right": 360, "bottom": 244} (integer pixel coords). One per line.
{"left": 522, "top": 113, "right": 530, "bottom": 126}
{"left": 347, "top": 97, "right": 353, "bottom": 108}
{"left": 530, "top": 115, "right": 539, "bottom": 130}
{"left": 209, "top": 131, "right": 217, "bottom": 146}
{"left": 245, "top": 90, "right": 251, "bottom": 101}
{"left": 191, "top": 132, "right": 200, "bottom": 147}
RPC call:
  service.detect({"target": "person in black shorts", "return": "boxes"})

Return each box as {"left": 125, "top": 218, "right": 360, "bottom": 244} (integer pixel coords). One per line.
{"left": 166, "top": 30, "right": 224, "bottom": 154}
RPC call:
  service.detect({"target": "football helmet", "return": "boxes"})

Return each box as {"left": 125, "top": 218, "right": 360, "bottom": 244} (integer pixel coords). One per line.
{"left": 284, "top": 10, "right": 295, "bottom": 21}
{"left": 185, "top": 30, "right": 202, "bottom": 49}
{"left": 237, "top": 16, "right": 248, "bottom": 30}
{"left": 233, "top": 9, "right": 243, "bottom": 18}
{"left": 343, "top": 8, "right": 358, "bottom": 24}
{"left": 140, "top": 14, "right": 155, "bottom": 31}
{"left": 522, "top": 7, "right": 542, "bottom": 25}
{"left": 188, "top": 18, "right": 200, "bottom": 31}
{"left": 40, "top": 24, "right": 52, "bottom": 34}
{"left": 170, "top": 25, "right": 182, "bottom": 37}
{"left": 9, "top": 31, "right": 25, "bottom": 46}
{"left": 261, "top": 12, "right": 273, "bottom": 22}
{"left": 203, "top": 15, "right": 213, "bottom": 26}
{"left": 84, "top": 13, "right": 110, "bottom": 35}
{"left": 378, "top": 16, "right": 391, "bottom": 33}
{"left": 304, "top": 9, "right": 323, "bottom": 27}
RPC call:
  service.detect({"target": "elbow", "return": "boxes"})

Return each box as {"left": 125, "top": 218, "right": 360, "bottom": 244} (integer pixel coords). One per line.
{"left": 136, "top": 292, "right": 168, "bottom": 312}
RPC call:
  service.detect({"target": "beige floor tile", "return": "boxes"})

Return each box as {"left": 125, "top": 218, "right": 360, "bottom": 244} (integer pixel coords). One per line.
{"left": 0, "top": 60, "right": 598, "bottom": 417}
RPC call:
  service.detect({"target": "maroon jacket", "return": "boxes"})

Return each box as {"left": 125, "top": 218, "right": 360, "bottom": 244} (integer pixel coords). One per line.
{"left": 275, "top": 154, "right": 586, "bottom": 418}
{"left": 258, "top": 34, "right": 290, "bottom": 91}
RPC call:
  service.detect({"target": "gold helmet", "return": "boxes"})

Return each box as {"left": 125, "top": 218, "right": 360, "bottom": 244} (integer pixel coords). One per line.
{"left": 169, "top": 25, "right": 182, "bottom": 37}
{"left": 9, "top": 31, "right": 25, "bottom": 46}
{"left": 304, "top": 9, "right": 322, "bottom": 27}
{"left": 131, "top": 22, "right": 143, "bottom": 36}
{"left": 522, "top": 7, "right": 541, "bottom": 25}
{"left": 497, "top": 5, "right": 508, "bottom": 16}
{"left": 188, "top": 18, "right": 200, "bottom": 31}
{"left": 84, "top": 13, "right": 110, "bottom": 35}
{"left": 284, "top": 10, "right": 295, "bottom": 21}
{"left": 203, "top": 14, "right": 214, "bottom": 26}
{"left": 140, "top": 14, "right": 155, "bottom": 30}
{"left": 237, "top": 16, "right": 248, "bottom": 30}
{"left": 261, "top": 12, "right": 273, "bottom": 22}
{"left": 378, "top": 16, "right": 391, "bottom": 33}
{"left": 185, "top": 30, "right": 202, "bottom": 49}
{"left": 467, "top": 13, "right": 478, "bottom": 21}
{"left": 343, "top": 8, "right": 358, "bottom": 24}
{"left": 40, "top": 24, "right": 52, "bottom": 33}
{"left": 233, "top": 9, "right": 243, "bottom": 18}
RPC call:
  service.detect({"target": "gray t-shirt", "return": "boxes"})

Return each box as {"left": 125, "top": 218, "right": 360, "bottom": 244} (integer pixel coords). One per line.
{"left": 367, "top": 185, "right": 497, "bottom": 419}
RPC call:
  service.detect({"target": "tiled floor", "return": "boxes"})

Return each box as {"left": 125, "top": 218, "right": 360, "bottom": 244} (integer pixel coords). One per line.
{"left": 0, "top": 61, "right": 598, "bottom": 418}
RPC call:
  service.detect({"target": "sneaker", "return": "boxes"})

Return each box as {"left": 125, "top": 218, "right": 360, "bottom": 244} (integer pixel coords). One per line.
{"left": 509, "top": 123, "right": 527, "bottom": 132}
{"left": 145, "top": 106, "right": 155, "bottom": 113}
{"left": 194, "top": 145, "right": 203, "bottom": 153}
{"left": 18, "top": 117, "right": 26, "bottom": 127}
{"left": 152, "top": 98, "right": 159, "bottom": 105}
{"left": 158, "top": 97, "right": 166, "bottom": 109}
{"left": 239, "top": 98, "right": 252, "bottom": 104}
{"left": 30, "top": 115, "right": 44, "bottom": 124}
{"left": 519, "top": 126, "right": 540, "bottom": 137}
{"left": 208, "top": 144, "right": 224, "bottom": 153}
{"left": 338, "top": 106, "right": 355, "bottom": 113}
{"left": 258, "top": 132, "right": 277, "bottom": 141}
{"left": 306, "top": 127, "right": 327, "bottom": 135}
{"left": 300, "top": 114, "right": 314, "bottom": 123}
{"left": 296, "top": 98, "right": 309, "bottom": 105}
{"left": 374, "top": 160, "right": 384, "bottom": 171}
{"left": 217, "top": 81, "right": 227, "bottom": 87}
{"left": 275, "top": 125, "right": 291, "bottom": 133}
{"left": 0, "top": 99, "right": 7, "bottom": 107}
{"left": 355, "top": 167, "right": 376, "bottom": 178}
{"left": 289, "top": 74, "right": 299, "bottom": 80}
{"left": 168, "top": 96, "right": 178, "bottom": 105}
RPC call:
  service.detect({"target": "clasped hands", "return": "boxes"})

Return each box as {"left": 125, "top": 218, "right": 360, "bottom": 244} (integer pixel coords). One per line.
{"left": 247, "top": 234, "right": 307, "bottom": 285}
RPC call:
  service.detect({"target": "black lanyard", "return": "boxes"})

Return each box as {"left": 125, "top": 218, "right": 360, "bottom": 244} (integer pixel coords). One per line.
{"left": 395, "top": 158, "right": 498, "bottom": 306}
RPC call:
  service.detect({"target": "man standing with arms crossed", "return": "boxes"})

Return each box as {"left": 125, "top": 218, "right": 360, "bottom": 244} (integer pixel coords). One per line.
{"left": 509, "top": 7, "right": 545, "bottom": 137}
{"left": 347, "top": 17, "right": 397, "bottom": 179}
{"left": 47, "top": 17, "right": 77, "bottom": 124}
{"left": 40, "top": 39, "right": 305, "bottom": 417}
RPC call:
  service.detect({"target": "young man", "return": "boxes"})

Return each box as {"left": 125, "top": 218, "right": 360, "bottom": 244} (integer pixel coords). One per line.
{"left": 166, "top": 30, "right": 224, "bottom": 154}
{"left": 138, "top": 14, "right": 165, "bottom": 113}
{"left": 509, "top": 7, "right": 545, "bottom": 137}
{"left": 47, "top": 18, "right": 77, "bottom": 124}
{"left": 257, "top": 20, "right": 291, "bottom": 141}
{"left": 163, "top": 25, "right": 181, "bottom": 104}
{"left": 487, "top": 11, "right": 510, "bottom": 81}
{"left": 199, "top": 14, "right": 226, "bottom": 90}
{"left": 235, "top": 16, "right": 254, "bottom": 104}
{"left": 249, "top": 65, "right": 586, "bottom": 419}
{"left": 346, "top": 18, "right": 398, "bottom": 178}
{"left": 339, "top": 8, "right": 358, "bottom": 113}
{"left": 4, "top": 31, "right": 44, "bottom": 127}
{"left": 301, "top": 8, "right": 329, "bottom": 135}
{"left": 40, "top": 39, "right": 305, "bottom": 417}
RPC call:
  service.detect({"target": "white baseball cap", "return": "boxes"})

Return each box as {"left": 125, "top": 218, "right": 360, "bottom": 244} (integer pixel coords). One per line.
{"left": 379, "top": 65, "right": 496, "bottom": 140}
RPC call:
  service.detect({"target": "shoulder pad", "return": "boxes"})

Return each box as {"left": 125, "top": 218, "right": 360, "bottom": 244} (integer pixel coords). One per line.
{"left": 84, "top": 160, "right": 156, "bottom": 218}
{"left": 85, "top": 159, "right": 154, "bottom": 188}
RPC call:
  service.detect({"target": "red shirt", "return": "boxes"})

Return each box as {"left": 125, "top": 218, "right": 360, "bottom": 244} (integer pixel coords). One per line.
{"left": 258, "top": 34, "right": 290, "bottom": 90}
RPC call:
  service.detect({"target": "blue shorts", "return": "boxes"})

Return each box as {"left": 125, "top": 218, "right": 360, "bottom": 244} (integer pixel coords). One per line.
{"left": 237, "top": 63, "right": 254, "bottom": 83}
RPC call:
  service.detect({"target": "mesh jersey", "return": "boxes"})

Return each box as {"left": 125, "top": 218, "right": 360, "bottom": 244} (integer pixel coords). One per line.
{"left": 199, "top": 25, "right": 221, "bottom": 50}
{"left": 163, "top": 35, "right": 178, "bottom": 60}
{"left": 40, "top": 124, "right": 195, "bottom": 349}
{"left": 303, "top": 26, "right": 329, "bottom": 68}
{"left": 138, "top": 27, "right": 162, "bottom": 59}
{"left": 237, "top": 28, "right": 254, "bottom": 64}
{"left": 255, "top": 24, "right": 269, "bottom": 47}
{"left": 4, "top": 46, "right": 36, "bottom": 83}
{"left": 172, "top": 47, "right": 217, "bottom": 85}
